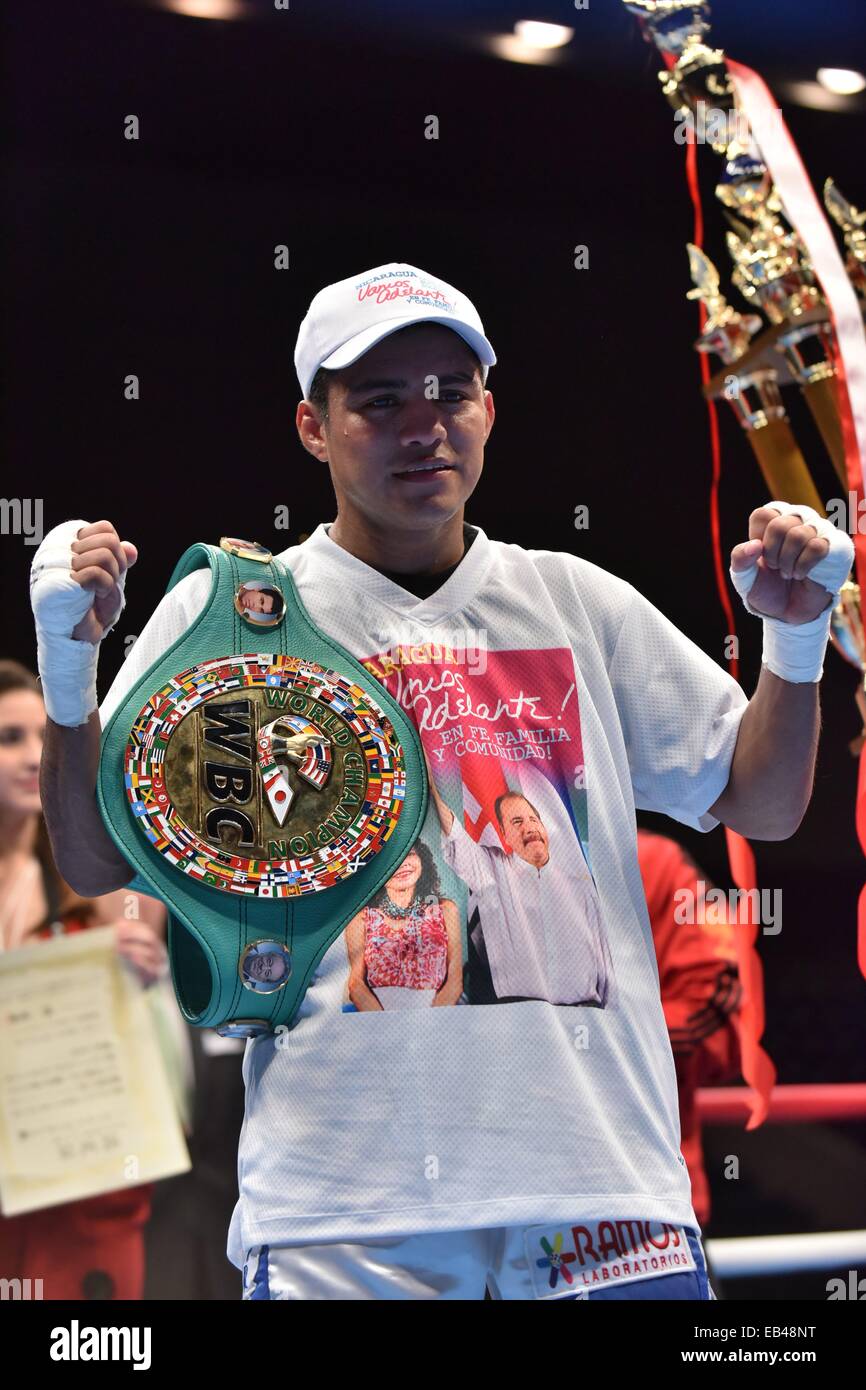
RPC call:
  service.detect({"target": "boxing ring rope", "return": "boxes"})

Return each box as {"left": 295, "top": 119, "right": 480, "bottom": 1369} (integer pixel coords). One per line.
{"left": 706, "top": 1230, "right": 866, "bottom": 1278}
{"left": 695, "top": 1084, "right": 866, "bottom": 1276}
{"left": 697, "top": 1083, "right": 866, "bottom": 1124}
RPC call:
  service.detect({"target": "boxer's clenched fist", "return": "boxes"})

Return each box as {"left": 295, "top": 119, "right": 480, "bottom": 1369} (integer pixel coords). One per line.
{"left": 70, "top": 521, "right": 138, "bottom": 642}
{"left": 30, "top": 518, "right": 138, "bottom": 725}
{"left": 729, "top": 500, "right": 855, "bottom": 683}
{"left": 31, "top": 518, "right": 137, "bottom": 645}
{"left": 730, "top": 502, "right": 854, "bottom": 626}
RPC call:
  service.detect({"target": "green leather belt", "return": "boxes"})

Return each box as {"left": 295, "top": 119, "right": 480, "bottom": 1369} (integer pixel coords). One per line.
{"left": 97, "top": 538, "right": 428, "bottom": 1038}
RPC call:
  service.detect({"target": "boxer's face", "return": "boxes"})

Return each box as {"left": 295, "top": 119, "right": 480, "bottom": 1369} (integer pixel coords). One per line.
{"left": 0, "top": 689, "right": 45, "bottom": 817}
{"left": 301, "top": 323, "right": 494, "bottom": 535}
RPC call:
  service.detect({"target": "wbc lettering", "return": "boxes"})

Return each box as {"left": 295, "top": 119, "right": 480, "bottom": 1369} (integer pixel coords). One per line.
{"left": 202, "top": 700, "right": 256, "bottom": 846}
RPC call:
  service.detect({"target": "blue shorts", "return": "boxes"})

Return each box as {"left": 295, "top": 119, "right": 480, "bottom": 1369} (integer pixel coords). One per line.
{"left": 242, "top": 1220, "right": 715, "bottom": 1301}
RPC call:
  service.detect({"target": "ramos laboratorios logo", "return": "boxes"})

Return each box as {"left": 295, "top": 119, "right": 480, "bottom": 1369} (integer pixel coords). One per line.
{"left": 123, "top": 654, "right": 407, "bottom": 897}
{"left": 526, "top": 1219, "right": 697, "bottom": 1298}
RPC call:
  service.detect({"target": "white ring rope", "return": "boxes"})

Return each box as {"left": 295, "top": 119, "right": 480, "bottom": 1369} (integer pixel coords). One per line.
{"left": 707, "top": 1229, "right": 866, "bottom": 1277}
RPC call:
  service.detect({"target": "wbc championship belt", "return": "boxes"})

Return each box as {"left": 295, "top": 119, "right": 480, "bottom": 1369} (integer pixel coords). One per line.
{"left": 97, "top": 537, "right": 428, "bottom": 1038}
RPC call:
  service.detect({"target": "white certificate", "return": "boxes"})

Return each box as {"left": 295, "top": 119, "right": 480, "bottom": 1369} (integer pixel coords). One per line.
{"left": 0, "top": 925, "right": 191, "bottom": 1215}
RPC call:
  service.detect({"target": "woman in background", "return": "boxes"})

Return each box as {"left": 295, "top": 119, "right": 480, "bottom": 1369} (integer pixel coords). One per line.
{"left": 0, "top": 659, "right": 167, "bottom": 1299}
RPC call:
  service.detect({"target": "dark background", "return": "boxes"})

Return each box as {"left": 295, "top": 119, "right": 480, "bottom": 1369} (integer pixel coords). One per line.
{"left": 4, "top": 0, "right": 866, "bottom": 1297}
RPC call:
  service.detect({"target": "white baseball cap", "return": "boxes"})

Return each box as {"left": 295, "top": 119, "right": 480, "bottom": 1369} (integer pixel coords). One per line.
{"left": 294, "top": 261, "right": 497, "bottom": 400}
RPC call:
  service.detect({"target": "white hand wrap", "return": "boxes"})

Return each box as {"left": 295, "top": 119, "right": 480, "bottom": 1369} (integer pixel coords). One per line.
{"left": 729, "top": 500, "right": 855, "bottom": 683}
{"left": 29, "top": 520, "right": 128, "bottom": 727}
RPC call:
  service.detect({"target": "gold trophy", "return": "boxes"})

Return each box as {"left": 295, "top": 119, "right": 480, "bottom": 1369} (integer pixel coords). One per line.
{"left": 627, "top": 6, "right": 865, "bottom": 488}
{"left": 623, "top": 0, "right": 866, "bottom": 1091}
{"left": 623, "top": 1, "right": 736, "bottom": 151}
{"left": 718, "top": 154, "right": 848, "bottom": 485}
{"left": 711, "top": 157, "right": 863, "bottom": 742}
{"left": 687, "top": 244, "right": 826, "bottom": 514}
{"left": 624, "top": 0, "right": 864, "bottom": 736}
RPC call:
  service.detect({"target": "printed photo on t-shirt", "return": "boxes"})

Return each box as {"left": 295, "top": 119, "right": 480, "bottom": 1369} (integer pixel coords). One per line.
{"left": 338, "top": 640, "right": 617, "bottom": 1013}
{"left": 341, "top": 837, "right": 463, "bottom": 1011}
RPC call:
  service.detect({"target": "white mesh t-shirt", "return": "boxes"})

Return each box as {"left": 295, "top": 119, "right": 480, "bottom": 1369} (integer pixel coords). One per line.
{"left": 99, "top": 521, "right": 748, "bottom": 1260}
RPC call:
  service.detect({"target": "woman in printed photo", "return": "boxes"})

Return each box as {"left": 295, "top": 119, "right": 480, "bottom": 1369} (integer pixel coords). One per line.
{"left": 343, "top": 838, "right": 463, "bottom": 1010}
